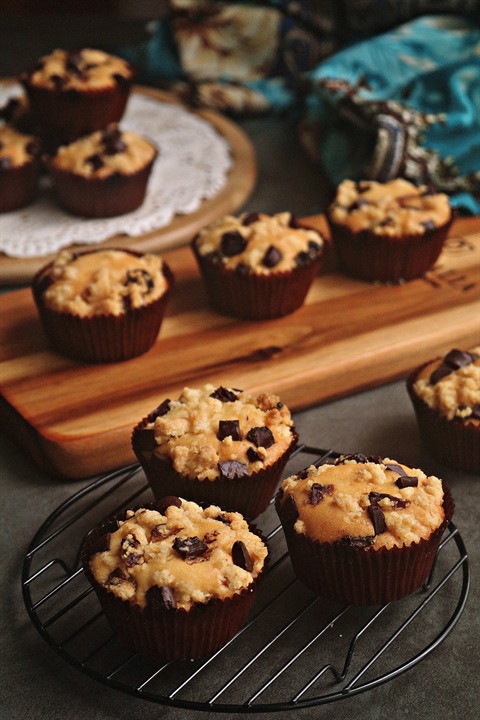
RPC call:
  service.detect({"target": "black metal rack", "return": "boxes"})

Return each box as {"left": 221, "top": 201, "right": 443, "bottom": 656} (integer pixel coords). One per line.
{"left": 22, "top": 445, "right": 470, "bottom": 714}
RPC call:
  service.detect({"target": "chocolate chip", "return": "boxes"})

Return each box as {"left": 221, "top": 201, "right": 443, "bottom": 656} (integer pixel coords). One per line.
{"left": 107, "top": 568, "right": 129, "bottom": 586}
{"left": 155, "top": 496, "right": 182, "bottom": 514}
{"left": 395, "top": 476, "right": 419, "bottom": 489}
{"left": 214, "top": 513, "right": 232, "bottom": 524}
{"left": 384, "top": 462, "right": 407, "bottom": 476}
{"left": 430, "top": 364, "right": 452, "bottom": 385}
{"left": 377, "top": 216, "right": 395, "bottom": 227}
{"left": 125, "top": 268, "right": 154, "bottom": 292}
{"left": 112, "top": 72, "right": 129, "bottom": 86}
{"left": 369, "top": 491, "right": 410, "bottom": 509}
{"left": 295, "top": 250, "right": 311, "bottom": 267}
{"left": 232, "top": 540, "right": 253, "bottom": 572}
{"left": 262, "top": 245, "right": 282, "bottom": 268}
{"left": 289, "top": 214, "right": 301, "bottom": 228}
{"left": 296, "top": 468, "right": 310, "bottom": 479}
{"left": 308, "top": 483, "right": 334, "bottom": 505}
{"left": 86, "top": 153, "right": 104, "bottom": 171}
{"left": 246, "top": 447, "right": 262, "bottom": 462}
{"left": 159, "top": 585, "right": 177, "bottom": 609}
{"left": 220, "top": 231, "right": 247, "bottom": 257}
{"left": 102, "top": 127, "right": 122, "bottom": 143}
{"left": 151, "top": 399, "right": 171, "bottom": 419}
{"left": 0, "top": 156, "right": 12, "bottom": 171}
{"left": 218, "top": 460, "right": 249, "bottom": 480}
{"left": 308, "top": 240, "right": 321, "bottom": 256}
{"left": 210, "top": 387, "right": 239, "bottom": 402}
{"left": 471, "top": 403, "right": 480, "bottom": 420}
{"left": 357, "top": 181, "right": 371, "bottom": 193}
{"left": 242, "top": 212, "right": 260, "bottom": 225}
{"left": 337, "top": 535, "right": 374, "bottom": 548}
{"left": 367, "top": 503, "right": 387, "bottom": 534}
{"left": 124, "top": 552, "right": 144, "bottom": 567}
{"left": 421, "top": 220, "right": 436, "bottom": 231}
{"left": 444, "top": 349, "right": 476, "bottom": 369}
{"left": 104, "top": 138, "right": 127, "bottom": 155}
{"left": 235, "top": 262, "right": 252, "bottom": 275}
{"left": 50, "top": 74, "right": 66, "bottom": 89}
{"left": 348, "top": 199, "right": 370, "bottom": 211}
{"left": 218, "top": 419, "right": 241, "bottom": 441}
{"left": 173, "top": 536, "right": 208, "bottom": 560}
{"left": 246, "top": 426, "right": 274, "bottom": 448}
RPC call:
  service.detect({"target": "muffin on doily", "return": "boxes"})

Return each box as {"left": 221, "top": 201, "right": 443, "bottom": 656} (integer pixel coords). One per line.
{"left": 45, "top": 124, "right": 157, "bottom": 218}
{"left": 81, "top": 497, "right": 268, "bottom": 661}
{"left": 32, "top": 248, "right": 173, "bottom": 363}
{"left": 19, "top": 48, "right": 135, "bottom": 146}
{"left": 407, "top": 348, "right": 480, "bottom": 473}
{"left": 275, "top": 453, "right": 453, "bottom": 605}
{"left": 191, "top": 211, "right": 325, "bottom": 320}
{"left": 0, "top": 124, "right": 41, "bottom": 212}
{"left": 132, "top": 383, "right": 298, "bottom": 519}
{"left": 326, "top": 178, "right": 452, "bottom": 283}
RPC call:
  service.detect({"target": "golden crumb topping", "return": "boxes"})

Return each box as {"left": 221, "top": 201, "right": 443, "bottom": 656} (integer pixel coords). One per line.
{"left": 194, "top": 211, "right": 324, "bottom": 273}
{"left": 413, "top": 348, "right": 480, "bottom": 424}
{"left": 24, "top": 48, "right": 133, "bottom": 91}
{"left": 278, "top": 454, "right": 445, "bottom": 550}
{"left": 329, "top": 179, "right": 451, "bottom": 236}
{"left": 40, "top": 249, "right": 168, "bottom": 317}
{"left": 89, "top": 499, "right": 267, "bottom": 610}
{"left": 145, "top": 383, "right": 295, "bottom": 480}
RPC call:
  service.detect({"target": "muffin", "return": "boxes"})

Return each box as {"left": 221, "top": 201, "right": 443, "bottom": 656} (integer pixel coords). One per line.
{"left": 132, "top": 384, "right": 298, "bottom": 518}
{"left": 19, "top": 48, "right": 135, "bottom": 145}
{"left": 191, "top": 211, "right": 325, "bottom": 320}
{"left": 81, "top": 497, "right": 268, "bottom": 662}
{"left": 326, "top": 179, "right": 452, "bottom": 282}
{"left": 45, "top": 124, "right": 157, "bottom": 218}
{"left": 32, "top": 248, "right": 173, "bottom": 363}
{"left": 0, "top": 124, "right": 41, "bottom": 212}
{"left": 407, "top": 348, "right": 480, "bottom": 472}
{"left": 276, "top": 453, "right": 453, "bottom": 605}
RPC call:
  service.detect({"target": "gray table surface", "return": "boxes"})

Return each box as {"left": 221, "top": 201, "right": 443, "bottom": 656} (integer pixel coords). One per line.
{"left": 1, "top": 15, "right": 479, "bottom": 720}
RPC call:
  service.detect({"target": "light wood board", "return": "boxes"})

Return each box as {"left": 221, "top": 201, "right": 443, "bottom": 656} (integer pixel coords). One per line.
{"left": 0, "top": 216, "right": 479, "bottom": 479}
{"left": 0, "top": 85, "right": 257, "bottom": 286}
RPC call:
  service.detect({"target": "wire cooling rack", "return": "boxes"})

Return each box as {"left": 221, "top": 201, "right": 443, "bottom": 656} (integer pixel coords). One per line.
{"left": 22, "top": 445, "right": 470, "bottom": 713}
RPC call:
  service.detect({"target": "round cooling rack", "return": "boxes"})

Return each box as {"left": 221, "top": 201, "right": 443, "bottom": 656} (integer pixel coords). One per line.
{"left": 22, "top": 445, "right": 470, "bottom": 713}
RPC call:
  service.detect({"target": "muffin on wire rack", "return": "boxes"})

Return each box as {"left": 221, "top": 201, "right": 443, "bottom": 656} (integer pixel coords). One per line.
{"left": 81, "top": 496, "right": 268, "bottom": 662}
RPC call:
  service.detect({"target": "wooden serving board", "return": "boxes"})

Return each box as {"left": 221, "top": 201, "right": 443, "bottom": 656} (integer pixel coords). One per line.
{"left": 1, "top": 215, "right": 479, "bottom": 480}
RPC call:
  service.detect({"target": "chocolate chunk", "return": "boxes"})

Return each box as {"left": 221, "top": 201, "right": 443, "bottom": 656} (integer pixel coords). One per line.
{"left": 220, "top": 230, "right": 247, "bottom": 257}
{"left": 246, "top": 447, "right": 262, "bottom": 462}
{"left": 218, "top": 460, "right": 249, "bottom": 479}
{"left": 262, "top": 245, "right": 282, "bottom": 268}
{"left": 308, "top": 240, "right": 321, "bottom": 256}
{"left": 348, "top": 199, "right": 370, "bottom": 211}
{"left": 377, "top": 216, "right": 395, "bottom": 227}
{"left": 444, "top": 349, "right": 476, "bottom": 369}
{"left": 430, "top": 364, "right": 452, "bottom": 385}
{"left": 242, "top": 212, "right": 260, "bottom": 225}
{"left": 337, "top": 535, "right": 374, "bottom": 548}
{"left": 50, "top": 74, "right": 66, "bottom": 89}
{"left": 124, "top": 552, "right": 144, "bottom": 567}
{"left": 104, "top": 137, "right": 127, "bottom": 155}
{"left": 335, "top": 453, "right": 369, "bottom": 465}
{"left": 155, "top": 496, "right": 182, "bottom": 514}
{"left": 113, "top": 72, "right": 130, "bottom": 86}
{"left": 308, "top": 483, "right": 334, "bottom": 505}
{"left": 217, "top": 419, "right": 241, "bottom": 441}
{"left": 210, "top": 386, "right": 239, "bottom": 402}
{"left": 421, "top": 220, "right": 436, "bottom": 232}
{"left": 295, "top": 250, "right": 311, "bottom": 267}
{"left": 289, "top": 214, "right": 301, "bottom": 228}
{"left": 296, "top": 468, "right": 310, "bottom": 480}
{"left": 384, "top": 462, "right": 407, "bottom": 476}
{"left": 146, "top": 584, "right": 176, "bottom": 610}
{"left": 369, "top": 491, "right": 409, "bottom": 509}
{"left": 214, "top": 513, "right": 232, "bottom": 524}
{"left": 86, "top": 153, "right": 104, "bottom": 171}
{"left": 0, "top": 156, "right": 12, "bottom": 171}
{"left": 159, "top": 585, "right": 177, "bottom": 609}
{"left": 246, "top": 426, "right": 274, "bottom": 448}
{"left": 125, "top": 268, "right": 154, "bottom": 292}
{"left": 471, "top": 403, "right": 480, "bottom": 420}
{"left": 395, "top": 475, "right": 419, "bottom": 489}
{"left": 151, "top": 399, "right": 171, "bottom": 419}
{"left": 367, "top": 503, "right": 387, "bottom": 535}
{"left": 107, "top": 568, "right": 129, "bottom": 586}
{"left": 235, "top": 262, "right": 252, "bottom": 275}
{"left": 173, "top": 536, "right": 208, "bottom": 560}
{"left": 357, "top": 181, "right": 372, "bottom": 193}
{"left": 102, "top": 126, "right": 122, "bottom": 143}
{"left": 232, "top": 540, "right": 253, "bottom": 572}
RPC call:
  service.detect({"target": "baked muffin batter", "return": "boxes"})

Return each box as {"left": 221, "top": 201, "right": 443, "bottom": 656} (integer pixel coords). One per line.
{"left": 23, "top": 48, "right": 133, "bottom": 91}
{"left": 0, "top": 125, "right": 39, "bottom": 168}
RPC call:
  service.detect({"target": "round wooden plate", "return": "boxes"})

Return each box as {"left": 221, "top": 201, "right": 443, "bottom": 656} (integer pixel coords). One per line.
{"left": 0, "top": 85, "right": 257, "bottom": 286}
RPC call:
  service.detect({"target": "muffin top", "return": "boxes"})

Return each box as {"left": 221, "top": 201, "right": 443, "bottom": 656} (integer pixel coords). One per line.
{"left": 328, "top": 179, "right": 451, "bottom": 237}
{"left": 38, "top": 249, "right": 168, "bottom": 317}
{"left": 193, "top": 211, "right": 324, "bottom": 273}
{"left": 139, "top": 383, "right": 296, "bottom": 481}
{"left": 277, "top": 454, "right": 445, "bottom": 550}
{"left": 0, "top": 125, "right": 40, "bottom": 169}
{"left": 21, "top": 48, "right": 134, "bottom": 91}
{"left": 412, "top": 348, "right": 480, "bottom": 425}
{"left": 48, "top": 125, "right": 157, "bottom": 179}
{"left": 88, "top": 497, "right": 268, "bottom": 610}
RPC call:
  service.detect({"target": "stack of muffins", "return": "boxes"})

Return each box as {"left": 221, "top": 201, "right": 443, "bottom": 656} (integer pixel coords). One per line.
{"left": 2, "top": 47, "right": 157, "bottom": 218}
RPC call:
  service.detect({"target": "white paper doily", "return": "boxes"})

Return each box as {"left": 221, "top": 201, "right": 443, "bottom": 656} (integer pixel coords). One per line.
{"left": 0, "top": 85, "right": 232, "bottom": 258}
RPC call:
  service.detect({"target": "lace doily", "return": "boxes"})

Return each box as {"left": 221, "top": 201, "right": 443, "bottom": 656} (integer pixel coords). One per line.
{"left": 0, "top": 85, "right": 232, "bottom": 258}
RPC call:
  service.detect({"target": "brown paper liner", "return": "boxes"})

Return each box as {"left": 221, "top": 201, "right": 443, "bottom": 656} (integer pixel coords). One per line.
{"left": 191, "top": 240, "right": 324, "bottom": 320}
{"left": 32, "top": 251, "right": 174, "bottom": 363}
{"left": 80, "top": 504, "right": 266, "bottom": 662}
{"left": 326, "top": 215, "right": 452, "bottom": 283}
{"left": 46, "top": 153, "right": 157, "bottom": 219}
{"left": 276, "top": 482, "right": 454, "bottom": 606}
{"left": 132, "top": 414, "right": 298, "bottom": 519}
{"left": 0, "top": 157, "right": 40, "bottom": 212}
{"left": 407, "top": 364, "right": 480, "bottom": 473}
{"left": 21, "top": 78, "right": 133, "bottom": 146}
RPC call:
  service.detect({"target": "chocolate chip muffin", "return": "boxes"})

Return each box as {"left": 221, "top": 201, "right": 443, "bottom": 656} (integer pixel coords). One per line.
{"left": 407, "top": 348, "right": 480, "bottom": 472}
{"left": 191, "top": 211, "right": 325, "bottom": 319}
{"left": 32, "top": 248, "right": 173, "bottom": 363}
{"left": 81, "top": 497, "right": 268, "bottom": 661}
{"left": 45, "top": 124, "right": 157, "bottom": 218}
{"left": 19, "top": 48, "right": 135, "bottom": 145}
{"left": 0, "top": 124, "right": 41, "bottom": 212}
{"left": 132, "top": 384, "right": 298, "bottom": 518}
{"left": 326, "top": 179, "right": 452, "bottom": 282}
{"left": 276, "top": 453, "right": 453, "bottom": 605}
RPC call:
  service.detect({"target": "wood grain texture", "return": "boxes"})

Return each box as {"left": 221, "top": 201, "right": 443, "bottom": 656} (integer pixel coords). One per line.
{"left": 0, "top": 85, "right": 257, "bottom": 286}
{"left": 1, "top": 216, "right": 479, "bottom": 479}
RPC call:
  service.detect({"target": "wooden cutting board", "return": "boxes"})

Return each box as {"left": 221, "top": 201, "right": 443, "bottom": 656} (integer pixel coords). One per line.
{"left": 1, "top": 215, "right": 479, "bottom": 480}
